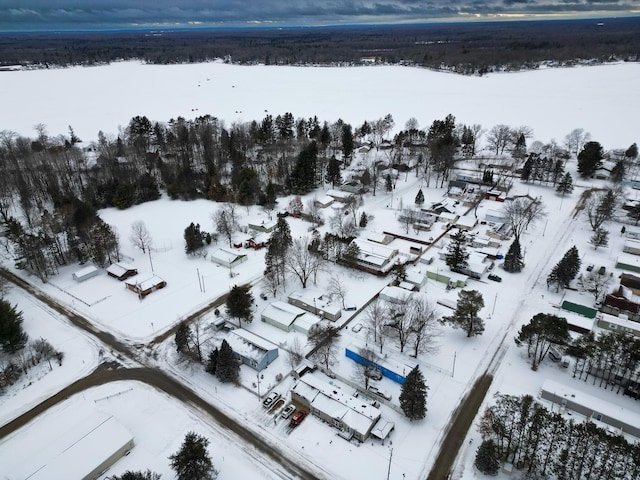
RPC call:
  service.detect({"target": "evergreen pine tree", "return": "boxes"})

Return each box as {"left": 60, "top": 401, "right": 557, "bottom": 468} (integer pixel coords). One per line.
{"left": 441, "top": 290, "right": 485, "bottom": 337}
{"left": 474, "top": 439, "right": 501, "bottom": 475}
{"left": 359, "top": 212, "right": 368, "bottom": 228}
{"left": 414, "top": 188, "right": 424, "bottom": 206}
{"left": 0, "top": 299, "right": 28, "bottom": 353}
{"left": 112, "top": 470, "right": 161, "bottom": 480}
{"left": 206, "top": 348, "right": 219, "bottom": 375}
{"left": 385, "top": 174, "right": 393, "bottom": 193}
{"left": 556, "top": 172, "right": 574, "bottom": 196}
{"left": 399, "top": 366, "right": 428, "bottom": 420}
{"left": 547, "top": 246, "right": 581, "bottom": 291}
{"left": 577, "top": 141, "right": 604, "bottom": 178}
{"left": 169, "top": 431, "right": 218, "bottom": 480}
{"left": 216, "top": 339, "right": 239, "bottom": 383}
{"left": 445, "top": 230, "right": 469, "bottom": 272}
{"left": 610, "top": 160, "right": 625, "bottom": 183}
{"left": 184, "top": 222, "right": 204, "bottom": 255}
{"left": 175, "top": 321, "right": 191, "bottom": 354}
{"left": 520, "top": 155, "right": 534, "bottom": 182}
{"left": 325, "top": 156, "right": 342, "bottom": 188}
{"left": 503, "top": 237, "right": 525, "bottom": 273}
{"left": 225, "top": 284, "right": 254, "bottom": 325}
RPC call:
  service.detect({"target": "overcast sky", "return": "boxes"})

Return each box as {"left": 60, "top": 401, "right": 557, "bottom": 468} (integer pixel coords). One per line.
{"left": 1, "top": 0, "right": 638, "bottom": 32}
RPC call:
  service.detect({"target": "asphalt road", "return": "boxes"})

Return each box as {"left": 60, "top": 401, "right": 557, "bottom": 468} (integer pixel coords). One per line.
{"left": 0, "top": 269, "right": 322, "bottom": 480}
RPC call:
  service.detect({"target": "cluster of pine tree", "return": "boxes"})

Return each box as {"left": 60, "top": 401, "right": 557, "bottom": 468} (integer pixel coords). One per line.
{"left": 477, "top": 393, "right": 640, "bottom": 478}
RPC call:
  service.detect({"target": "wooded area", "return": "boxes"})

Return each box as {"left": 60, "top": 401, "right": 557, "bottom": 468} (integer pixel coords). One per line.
{"left": 1, "top": 17, "right": 639, "bottom": 75}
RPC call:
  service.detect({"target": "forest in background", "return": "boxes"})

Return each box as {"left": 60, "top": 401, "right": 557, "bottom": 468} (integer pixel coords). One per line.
{"left": 1, "top": 17, "right": 639, "bottom": 74}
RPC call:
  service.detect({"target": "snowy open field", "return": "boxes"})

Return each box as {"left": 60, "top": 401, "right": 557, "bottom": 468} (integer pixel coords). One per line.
{"left": 0, "top": 61, "right": 638, "bottom": 149}
{"left": 1, "top": 61, "right": 640, "bottom": 480}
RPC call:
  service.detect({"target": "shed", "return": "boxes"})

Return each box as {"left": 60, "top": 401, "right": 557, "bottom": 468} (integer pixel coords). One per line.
{"left": 226, "top": 329, "right": 279, "bottom": 371}
{"left": 106, "top": 262, "right": 138, "bottom": 281}
{"left": 72, "top": 265, "right": 99, "bottom": 282}
{"left": 124, "top": 274, "right": 167, "bottom": 298}
{"left": 261, "top": 301, "right": 306, "bottom": 331}
{"left": 210, "top": 248, "right": 248, "bottom": 268}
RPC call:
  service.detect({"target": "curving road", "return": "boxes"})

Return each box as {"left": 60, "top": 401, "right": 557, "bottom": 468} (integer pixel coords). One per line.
{"left": 0, "top": 268, "right": 322, "bottom": 480}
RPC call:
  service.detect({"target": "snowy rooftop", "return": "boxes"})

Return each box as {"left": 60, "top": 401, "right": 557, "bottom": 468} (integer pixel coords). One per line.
{"left": 262, "top": 301, "right": 306, "bottom": 327}
{"left": 226, "top": 329, "right": 278, "bottom": 363}
{"left": 124, "top": 274, "right": 165, "bottom": 291}
{"left": 288, "top": 290, "right": 342, "bottom": 317}
{"left": 106, "top": 262, "right": 137, "bottom": 277}
{"left": 73, "top": 265, "right": 99, "bottom": 278}
{"left": 210, "top": 247, "right": 246, "bottom": 263}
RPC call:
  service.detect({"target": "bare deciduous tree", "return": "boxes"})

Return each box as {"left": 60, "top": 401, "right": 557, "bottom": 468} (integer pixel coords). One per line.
{"left": 326, "top": 271, "right": 347, "bottom": 308}
{"left": 288, "top": 336, "right": 304, "bottom": 369}
{"left": 212, "top": 203, "right": 239, "bottom": 247}
{"left": 285, "top": 236, "right": 324, "bottom": 288}
{"left": 407, "top": 295, "right": 441, "bottom": 358}
{"left": 582, "top": 271, "right": 613, "bottom": 302}
{"left": 365, "top": 298, "right": 389, "bottom": 354}
{"left": 503, "top": 197, "right": 547, "bottom": 241}
{"left": 129, "top": 220, "right": 153, "bottom": 254}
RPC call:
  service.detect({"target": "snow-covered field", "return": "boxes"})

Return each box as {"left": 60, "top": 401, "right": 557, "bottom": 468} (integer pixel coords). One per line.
{"left": 1, "top": 61, "right": 639, "bottom": 480}
{"left": 1, "top": 61, "right": 638, "bottom": 149}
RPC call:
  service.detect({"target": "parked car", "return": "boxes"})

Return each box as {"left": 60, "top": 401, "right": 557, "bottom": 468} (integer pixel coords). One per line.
{"left": 262, "top": 391, "right": 281, "bottom": 409}
{"left": 344, "top": 305, "right": 357, "bottom": 311}
{"left": 289, "top": 410, "right": 307, "bottom": 427}
{"left": 281, "top": 404, "right": 296, "bottom": 419}
{"left": 586, "top": 264, "right": 594, "bottom": 272}
{"left": 598, "top": 266, "right": 606, "bottom": 275}
{"left": 365, "top": 368, "right": 383, "bottom": 381}
{"left": 488, "top": 273, "right": 502, "bottom": 282}
{"left": 351, "top": 322, "right": 363, "bottom": 333}
{"left": 260, "top": 292, "right": 268, "bottom": 300}
{"left": 368, "top": 385, "right": 392, "bottom": 401}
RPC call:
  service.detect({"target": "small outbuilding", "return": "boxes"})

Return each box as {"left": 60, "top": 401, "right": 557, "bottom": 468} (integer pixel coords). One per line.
{"left": 106, "top": 262, "right": 138, "bottom": 281}
{"left": 210, "top": 248, "right": 248, "bottom": 269}
{"left": 72, "top": 265, "right": 100, "bottom": 282}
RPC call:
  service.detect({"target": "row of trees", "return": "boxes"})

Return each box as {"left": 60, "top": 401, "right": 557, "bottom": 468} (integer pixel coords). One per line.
{"left": 476, "top": 393, "right": 640, "bottom": 478}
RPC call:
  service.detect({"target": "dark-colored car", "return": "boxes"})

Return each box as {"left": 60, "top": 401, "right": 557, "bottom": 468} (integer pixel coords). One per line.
{"left": 598, "top": 266, "right": 606, "bottom": 275}
{"left": 289, "top": 410, "right": 307, "bottom": 427}
{"left": 488, "top": 273, "right": 502, "bottom": 282}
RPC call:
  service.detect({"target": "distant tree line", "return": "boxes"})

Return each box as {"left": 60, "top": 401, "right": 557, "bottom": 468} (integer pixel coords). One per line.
{"left": 1, "top": 17, "right": 639, "bottom": 75}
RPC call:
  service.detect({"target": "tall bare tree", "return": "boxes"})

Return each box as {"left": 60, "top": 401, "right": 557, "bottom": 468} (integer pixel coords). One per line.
{"left": 503, "top": 197, "right": 547, "bottom": 241}
{"left": 285, "top": 236, "right": 324, "bottom": 288}
{"left": 212, "top": 203, "right": 238, "bottom": 247}
{"left": 407, "top": 295, "right": 441, "bottom": 358}
{"left": 129, "top": 220, "right": 153, "bottom": 254}
{"left": 326, "top": 271, "right": 347, "bottom": 308}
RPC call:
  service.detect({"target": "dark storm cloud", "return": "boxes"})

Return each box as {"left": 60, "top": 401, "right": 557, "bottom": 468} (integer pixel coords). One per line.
{"left": 0, "top": 0, "right": 636, "bottom": 31}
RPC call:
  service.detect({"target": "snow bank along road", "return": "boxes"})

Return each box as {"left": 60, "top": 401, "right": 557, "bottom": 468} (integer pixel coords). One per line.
{"left": 0, "top": 268, "right": 324, "bottom": 480}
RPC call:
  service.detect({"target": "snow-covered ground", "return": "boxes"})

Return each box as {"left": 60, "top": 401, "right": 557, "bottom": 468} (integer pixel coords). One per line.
{"left": 1, "top": 62, "right": 639, "bottom": 480}
{"left": 1, "top": 61, "right": 638, "bottom": 149}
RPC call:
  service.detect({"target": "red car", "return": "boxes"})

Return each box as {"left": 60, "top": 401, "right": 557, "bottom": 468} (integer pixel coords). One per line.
{"left": 289, "top": 410, "right": 307, "bottom": 428}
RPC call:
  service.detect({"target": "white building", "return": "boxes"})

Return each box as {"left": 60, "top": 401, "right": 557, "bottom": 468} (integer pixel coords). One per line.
{"left": 261, "top": 301, "right": 307, "bottom": 331}
{"left": 72, "top": 265, "right": 100, "bottom": 282}
{"left": 288, "top": 290, "right": 342, "bottom": 321}
{"left": 210, "top": 248, "right": 248, "bottom": 268}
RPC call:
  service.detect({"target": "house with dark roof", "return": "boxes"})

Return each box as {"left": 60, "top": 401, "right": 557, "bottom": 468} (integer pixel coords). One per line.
{"left": 106, "top": 262, "right": 138, "bottom": 281}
